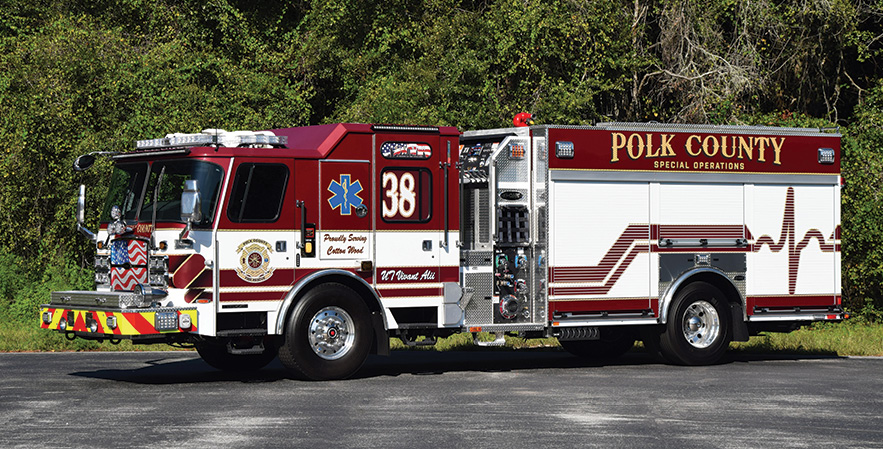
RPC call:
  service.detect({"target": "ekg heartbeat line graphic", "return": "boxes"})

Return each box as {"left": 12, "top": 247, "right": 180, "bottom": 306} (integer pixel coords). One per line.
{"left": 552, "top": 187, "right": 838, "bottom": 296}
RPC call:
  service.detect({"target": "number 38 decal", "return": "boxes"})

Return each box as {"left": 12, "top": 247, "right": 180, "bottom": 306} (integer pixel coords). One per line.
{"left": 381, "top": 168, "right": 432, "bottom": 222}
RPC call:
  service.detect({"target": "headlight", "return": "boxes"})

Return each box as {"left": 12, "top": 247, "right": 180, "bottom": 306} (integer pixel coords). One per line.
{"left": 94, "top": 256, "right": 110, "bottom": 270}
{"left": 148, "top": 256, "right": 168, "bottom": 271}
{"left": 95, "top": 272, "right": 110, "bottom": 285}
{"left": 149, "top": 274, "right": 167, "bottom": 287}
{"left": 42, "top": 311, "right": 53, "bottom": 324}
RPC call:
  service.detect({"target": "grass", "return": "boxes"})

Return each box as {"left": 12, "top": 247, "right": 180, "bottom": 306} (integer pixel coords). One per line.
{"left": 730, "top": 321, "right": 883, "bottom": 357}
{"left": 3, "top": 318, "right": 881, "bottom": 356}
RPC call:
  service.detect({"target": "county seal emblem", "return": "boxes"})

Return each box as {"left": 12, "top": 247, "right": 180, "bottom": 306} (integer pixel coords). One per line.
{"left": 235, "top": 239, "right": 275, "bottom": 283}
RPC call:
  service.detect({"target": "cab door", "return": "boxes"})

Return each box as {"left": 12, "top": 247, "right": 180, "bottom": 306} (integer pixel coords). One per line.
{"left": 215, "top": 159, "right": 296, "bottom": 314}
{"left": 318, "top": 160, "right": 373, "bottom": 263}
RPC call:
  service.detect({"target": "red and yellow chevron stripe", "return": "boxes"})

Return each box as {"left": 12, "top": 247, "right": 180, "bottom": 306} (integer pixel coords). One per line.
{"left": 39, "top": 306, "right": 197, "bottom": 337}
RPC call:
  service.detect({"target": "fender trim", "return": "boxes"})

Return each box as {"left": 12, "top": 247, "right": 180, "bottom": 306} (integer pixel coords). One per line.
{"left": 275, "top": 269, "right": 388, "bottom": 335}
{"left": 658, "top": 267, "right": 746, "bottom": 325}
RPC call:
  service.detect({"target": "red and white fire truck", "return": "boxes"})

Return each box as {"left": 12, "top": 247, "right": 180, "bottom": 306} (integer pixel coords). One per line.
{"left": 41, "top": 120, "right": 843, "bottom": 379}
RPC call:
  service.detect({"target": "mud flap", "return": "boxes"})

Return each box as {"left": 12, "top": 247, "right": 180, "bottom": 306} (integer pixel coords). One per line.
{"left": 730, "top": 302, "right": 749, "bottom": 342}
{"left": 371, "top": 310, "right": 390, "bottom": 356}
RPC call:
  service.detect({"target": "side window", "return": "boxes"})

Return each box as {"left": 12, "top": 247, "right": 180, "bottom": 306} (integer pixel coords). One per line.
{"left": 227, "top": 163, "right": 288, "bottom": 222}
{"left": 381, "top": 168, "right": 432, "bottom": 222}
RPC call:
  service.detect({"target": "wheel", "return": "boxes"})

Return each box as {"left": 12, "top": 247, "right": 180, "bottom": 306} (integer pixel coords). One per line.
{"left": 196, "top": 338, "right": 278, "bottom": 372}
{"left": 278, "top": 283, "right": 372, "bottom": 380}
{"left": 559, "top": 327, "right": 636, "bottom": 360}
{"left": 659, "top": 281, "right": 731, "bottom": 365}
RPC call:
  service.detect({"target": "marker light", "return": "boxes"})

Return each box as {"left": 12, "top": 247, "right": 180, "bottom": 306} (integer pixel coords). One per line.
{"left": 178, "top": 313, "right": 192, "bottom": 329}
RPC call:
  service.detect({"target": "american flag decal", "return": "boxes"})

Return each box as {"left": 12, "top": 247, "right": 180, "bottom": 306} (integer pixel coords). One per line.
{"left": 110, "top": 239, "right": 148, "bottom": 291}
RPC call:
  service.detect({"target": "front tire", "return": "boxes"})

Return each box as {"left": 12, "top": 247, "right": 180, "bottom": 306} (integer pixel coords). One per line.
{"left": 659, "top": 281, "right": 731, "bottom": 365}
{"left": 278, "top": 283, "right": 372, "bottom": 380}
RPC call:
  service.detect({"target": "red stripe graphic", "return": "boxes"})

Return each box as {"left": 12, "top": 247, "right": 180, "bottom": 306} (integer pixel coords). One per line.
{"left": 377, "top": 287, "right": 442, "bottom": 298}
{"left": 552, "top": 187, "right": 839, "bottom": 298}
{"left": 551, "top": 298, "right": 652, "bottom": 313}
{"left": 219, "top": 291, "right": 287, "bottom": 302}
{"left": 748, "top": 295, "right": 837, "bottom": 310}
{"left": 657, "top": 224, "right": 744, "bottom": 239}
{"left": 752, "top": 187, "right": 838, "bottom": 295}
{"left": 551, "top": 225, "right": 649, "bottom": 283}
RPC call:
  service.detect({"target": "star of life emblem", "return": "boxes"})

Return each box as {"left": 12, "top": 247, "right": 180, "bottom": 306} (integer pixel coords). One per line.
{"left": 327, "top": 174, "right": 363, "bottom": 216}
{"left": 235, "top": 239, "right": 275, "bottom": 283}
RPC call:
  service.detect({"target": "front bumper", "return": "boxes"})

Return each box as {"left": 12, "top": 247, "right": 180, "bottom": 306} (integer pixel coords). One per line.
{"left": 41, "top": 290, "right": 197, "bottom": 339}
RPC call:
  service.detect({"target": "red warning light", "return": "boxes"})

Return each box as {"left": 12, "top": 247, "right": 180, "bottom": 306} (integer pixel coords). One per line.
{"left": 513, "top": 112, "right": 535, "bottom": 127}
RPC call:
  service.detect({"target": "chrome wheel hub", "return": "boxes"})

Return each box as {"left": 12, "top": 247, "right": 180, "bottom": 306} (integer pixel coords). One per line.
{"left": 681, "top": 300, "right": 720, "bottom": 349}
{"left": 308, "top": 306, "right": 355, "bottom": 360}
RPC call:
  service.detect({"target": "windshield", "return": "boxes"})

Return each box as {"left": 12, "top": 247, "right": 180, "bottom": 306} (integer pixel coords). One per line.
{"left": 101, "top": 163, "right": 148, "bottom": 222}
{"left": 101, "top": 160, "right": 224, "bottom": 226}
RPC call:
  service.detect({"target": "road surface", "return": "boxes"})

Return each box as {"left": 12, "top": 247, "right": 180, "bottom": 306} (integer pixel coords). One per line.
{"left": 1, "top": 350, "right": 880, "bottom": 448}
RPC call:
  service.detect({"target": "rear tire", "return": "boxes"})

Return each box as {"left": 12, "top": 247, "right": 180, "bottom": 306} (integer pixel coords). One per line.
{"left": 278, "top": 283, "right": 372, "bottom": 380}
{"left": 196, "top": 339, "right": 278, "bottom": 372}
{"left": 559, "top": 327, "right": 636, "bottom": 360}
{"left": 659, "top": 281, "right": 731, "bottom": 365}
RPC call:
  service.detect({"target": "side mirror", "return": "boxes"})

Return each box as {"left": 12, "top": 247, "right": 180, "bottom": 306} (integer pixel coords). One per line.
{"left": 180, "top": 180, "right": 203, "bottom": 224}
{"left": 77, "top": 185, "right": 86, "bottom": 225}
{"left": 76, "top": 185, "right": 96, "bottom": 242}
{"left": 73, "top": 154, "right": 96, "bottom": 172}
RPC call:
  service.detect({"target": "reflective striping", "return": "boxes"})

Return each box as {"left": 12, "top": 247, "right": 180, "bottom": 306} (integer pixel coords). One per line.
{"left": 39, "top": 306, "right": 197, "bottom": 336}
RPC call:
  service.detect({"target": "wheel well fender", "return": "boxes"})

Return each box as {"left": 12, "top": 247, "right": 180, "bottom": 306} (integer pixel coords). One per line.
{"left": 275, "top": 269, "right": 389, "bottom": 354}
{"left": 659, "top": 268, "right": 748, "bottom": 341}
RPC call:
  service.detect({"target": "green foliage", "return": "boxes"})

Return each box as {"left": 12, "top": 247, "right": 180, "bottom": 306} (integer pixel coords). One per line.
{"left": 840, "top": 80, "right": 883, "bottom": 316}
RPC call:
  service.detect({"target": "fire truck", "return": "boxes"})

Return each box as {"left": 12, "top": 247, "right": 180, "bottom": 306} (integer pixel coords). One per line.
{"left": 41, "top": 120, "right": 843, "bottom": 380}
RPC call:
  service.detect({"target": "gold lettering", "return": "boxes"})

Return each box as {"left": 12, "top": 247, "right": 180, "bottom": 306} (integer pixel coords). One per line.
{"left": 611, "top": 133, "right": 626, "bottom": 162}
{"left": 771, "top": 137, "right": 785, "bottom": 165}
{"left": 738, "top": 136, "right": 752, "bottom": 160}
{"left": 722, "top": 136, "right": 736, "bottom": 158}
{"left": 627, "top": 133, "right": 644, "bottom": 160}
{"left": 646, "top": 134, "right": 659, "bottom": 157}
{"left": 686, "top": 135, "right": 702, "bottom": 157}
{"left": 757, "top": 137, "right": 769, "bottom": 162}
{"left": 660, "top": 134, "right": 676, "bottom": 157}
{"left": 702, "top": 135, "right": 719, "bottom": 157}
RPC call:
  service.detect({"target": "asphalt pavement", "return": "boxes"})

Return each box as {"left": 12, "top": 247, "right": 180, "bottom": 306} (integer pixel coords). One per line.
{"left": 0, "top": 350, "right": 881, "bottom": 448}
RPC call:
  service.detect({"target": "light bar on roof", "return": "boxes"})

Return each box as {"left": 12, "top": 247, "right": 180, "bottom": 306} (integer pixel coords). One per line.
{"left": 371, "top": 125, "right": 440, "bottom": 133}
{"left": 136, "top": 134, "right": 216, "bottom": 150}
{"left": 135, "top": 129, "right": 287, "bottom": 150}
